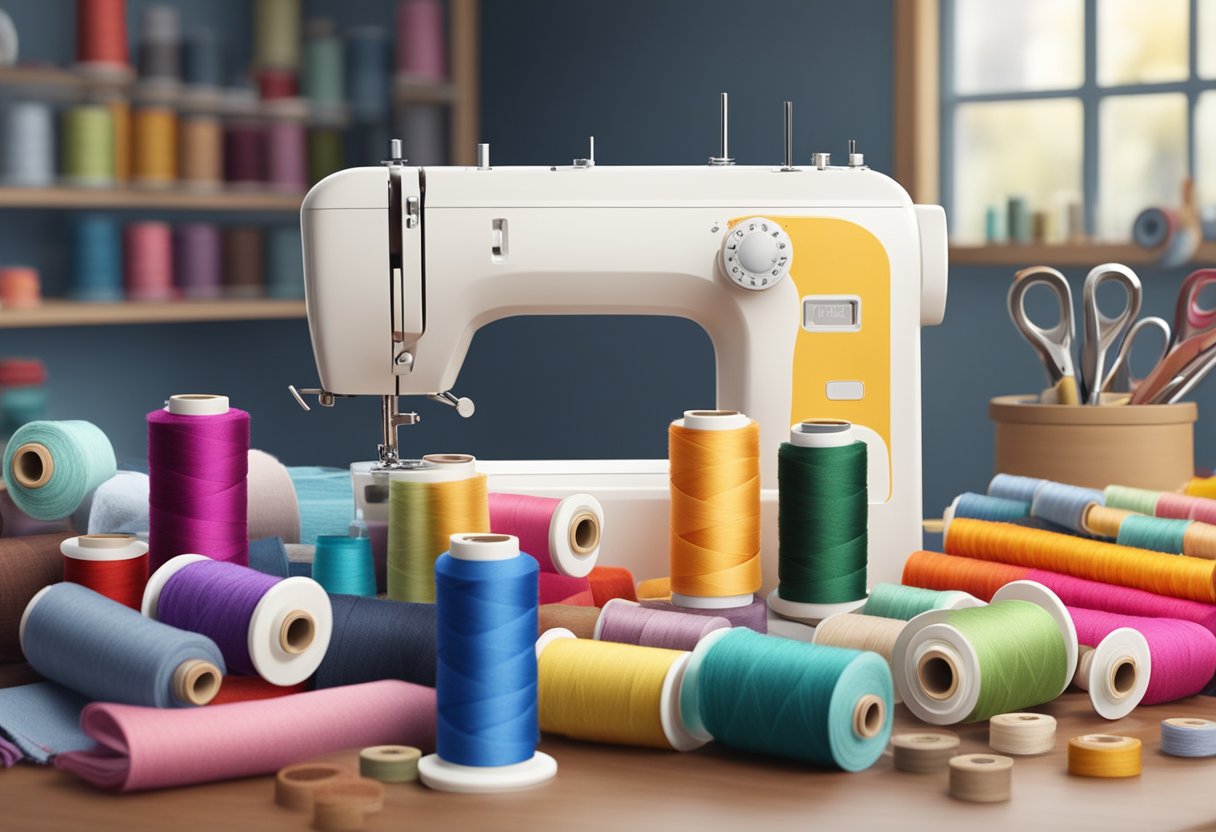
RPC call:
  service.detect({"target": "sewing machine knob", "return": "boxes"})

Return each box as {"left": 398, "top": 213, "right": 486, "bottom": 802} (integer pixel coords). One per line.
{"left": 720, "top": 218, "right": 792, "bottom": 290}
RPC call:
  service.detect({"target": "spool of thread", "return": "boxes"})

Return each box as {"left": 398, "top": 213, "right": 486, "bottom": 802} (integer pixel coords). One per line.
{"left": 1116, "top": 514, "right": 1194, "bottom": 554}
{"left": 0, "top": 266, "right": 40, "bottom": 308}
{"left": 1069, "top": 625, "right": 1150, "bottom": 719}
{"left": 1159, "top": 491, "right": 1215, "bottom": 521}
{"left": 487, "top": 492, "right": 602, "bottom": 578}
{"left": 538, "top": 604, "right": 600, "bottom": 638}
{"left": 313, "top": 779, "right": 384, "bottom": 831}
{"left": 949, "top": 492, "right": 1030, "bottom": 523}
{"left": 179, "top": 116, "right": 223, "bottom": 189}
{"left": 1161, "top": 718, "right": 1216, "bottom": 757}
{"left": 641, "top": 595, "right": 769, "bottom": 632}
{"left": 360, "top": 745, "right": 420, "bottom": 783}
{"left": 588, "top": 565, "right": 638, "bottom": 606}
{"left": 987, "top": 473, "right": 1046, "bottom": 503}
{"left": 148, "top": 394, "right": 249, "bottom": 569}
{"left": 863, "top": 583, "right": 983, "bottom": 620}
{"left": 144, "top": 553, "right": 332, "bottom": 686}
{"left": 137, "top": 5, "right": 181, "bottom": 83}
{"left": 419, "top": 533, "right": 556, "bottom": 793}
{"left": 988, "top": 712, "right": 1056, "bottom": 755}
{"left": 224, "top": 124, "right": 266, "bottom": 187}
{"left": 347, "top": 26, "right": 391, "bottom": 122}
{"left": 223, "top": 226, "right": 264, "bottom": 297}
{"left": 1067, "top": 734, "right": 1141, "bottom": 777}
{"left": 1133, "top": 207, "right": 1176, "bottom": 248}
{"left": 108, "top": 99, "right": 130, "bottom": 183}
{"left": 1103, "top": 485, "right": 1162, "bottom": 516}
{"left": 210, "top": 675, "right": 308, "bottom": 705}
{"left": 386, "top": 454, "right": 489, "bottom": 603}
{"left": 255, "top": 0, "right": 301, "bottom": 70}
{"left": 594, "top": 598, "right": 728, "bottom": 651}
{"left": 62, "top": 105, "right": 115, "bottom": 186}
{"left": 265, "top": 226, "right": 304, "bottom": 299}
{"left": 70, "top": 216, "right": 123, "bottom": 302}
{"left": 1007, "top": 196, "right": 1030, "bottom": 244}
{"left": 399, "top": 104, "right": 446, "bottom": 165}
{"left": 770, "top": 420, "right": 867, "bottom": 623}
{"left": 949, "top": 754, "right": 1013, "bottom": 803}
{"left": 682, "top": 627, "right": 892, "bottom": 769}
{"left": 266, "top": 121, "right": 306, "bottom": 192}
{"left": 1031, "top": 482, "right": 1103, "bottom": 533}
{"left": 891, "top": 731, "right": 960, "bottom": 773}
{"left": 288, "top": 466, "right": 352, "bottom": 544}
{"left": 62, "top": 534, "right": 148, "bottom": 610}
{"left": 131, "top": 108, "right": 176, "bottom": 187}
{"left": 76, "top": 0, "right": 129, "bottom": 70}
{"left": 537, "top": 628, "right": 703, "bottom": 751}
{"left": 397, "top": 0, "right": 446, "bottom": 78}
{"left": 1, "top": 388, "right": 47, "bottom": 436}
{"left": 258, "top": 68, "right": 298, "bottom": 100}
{"left": 80, "top": 470, "right": 149, "bottom": 535}
{"left": 0, "top": 358, "right": 45, "bottom": 387}
{"left": 669, "top": 410, "right": 760, "bottom": 609}
{"left": 183, "top": 26, "right": 221, "bottom": 88}
{"left": 1082, "top": 504, "right": 1134, "bottom": 539}
{"left": 313, "top": 594, "right": 436, "bottom": 689}
{"left": 944, "top": 518, "right": 1216, "bottom": 603}
{"left": 812, "top": 612, "right": 907, "bottom": 703}
{"left": 275, "top": 762, "right": 354, "bottom": 811}
{"left": 0, "top": 532, "right": 76, "bottom": 661}
{"left": 539, "top": 572, "right": 593, "bottom": 605}
{"left": 892, "top": 581, "right": 1078, "bottom": 725}
{"left": 2, "top": 102, "right": 54, "bottom": 185}
{"left": 304, "top": 20, "right": 345, "bottom": 110}
{"left": 21, "top": 581, "right": 224, "bottom": 706}
{"left": 312, "top": 535, "right": 376, "bottom": 597}
{"left": 124, "top": 222, "right": 173, "bottom": 300}
{"left": 3, "top": 420, "right": 116, "bottom": 520}
{"left": 174, "top": 223, "right": 222, "bottom": 298}
{"left": 308, "top": 128, "right": 344, "bottom": 184}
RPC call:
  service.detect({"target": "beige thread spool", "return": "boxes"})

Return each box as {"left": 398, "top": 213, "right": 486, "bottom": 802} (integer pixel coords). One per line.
{"left": 1083, "top": 505, "right": 1135, "bottom": 538}
{"left": 312, "top": 778, "right": 384, "bottom": 832}
{"left": 274, "top": 762, "right": 355, "bottom": 811}
{"left": 178, "top": 115, "right": 222, "bottom": 189}
{"left": 812, "top": 613, "right": 906, "bottom": 703}
{"left": 359, "top": 745, "right": 421, "bottom": 783}
{"left": 1068, "top": 734, "right": 1142, "bottom": 778}
{"left": 892, "top": 732, "right": 960, "bottom": 773}
{"left": 107, "top": 98, "right": 130, "bottom": 183}
{"left": 1183, "top": 522, "right": 1216, "bottom": 559}
{"left": 949, "top": 753, "right": 1013, "bottom": 803}
{"left": 989, "top": 713, "right": 1056, "bottom": 755}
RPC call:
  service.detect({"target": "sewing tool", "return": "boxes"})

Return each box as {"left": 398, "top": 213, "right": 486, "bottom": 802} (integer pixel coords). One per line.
{"left": 312, "top": 779, "right": 384, "bottom": 831}
{"left": 148, "top": 394, "right": 249, "bottom": 568}
{"left": 179, "top": 116, "right": 223, "bottom": 190}
{"left": 131, "top": 107, "right": 176, "bottom": 187}
{"left": 682, "top": 627, "right": 892, "bottom": 769}
{"left": 397, "top": 0, "right": 446, "bottom": 79}
{"left": 1131, "top": 272, "right": 1216, "bottom": 402}
{"left": 539, "top": 604, "right": 600, "bottom": 638}
{"left": 223, "top": 227, "right": 265, "bottom": 296}
{"left": 0, "top": 532, "right": 72, "bottom": 661}
{"left": 255, "top": 0, "right": 301, "bottom": 70}
{"left": 174, "top": 222, "right": 222, "bottom": 298}
{"left": 304, "top": 19, "right": 345, "bottom": 110}
{"left": 387, "top": 454, "right": 489, "bottom": 603}
{"left": 812, "top": 611, "right": 906, "bottom": 703}
{"left": 420, "top": 534, "right": 556, "bottom": 793}
{"left": 595, "top": 598, "right": 728, "bottom": 651}
{"left": 1161, "top": 718, "right": 1216, "bottom": 757}
{"left": 70, "top": 216, "right": 123, "bottom": 302}
{"left": 891, "top": 731, "right": 959, "bottom": 773}
{"left": 275, "top": 762, "right": 355, "bottom": 810}
{"left": 21, "top": 582, "right": 224, "bottom": 707}
{"left": 313, "top": 593, "right": 433, "bottom": 691}
{"left": 949, "top": 754, "right": 1012, "bottom": 803}
{"left": 312, "top": 535, "right": 376, "bottom": 597}
{"left": 988, "top": 713, "right": 1056, "bottom": 755}
{"left": 488, "top": 492, "right": 601, "bottom": 578}
{"left": 641, "top": 595, "right": 768, "bottom": 632}
{"left": 1029, "top": 481, "right": 1102, "bottom": 533}
{"left": 347, "top": 26, "right": 391, "bottom": 121}
{"left": 137, "top": 4, "right": 181, "bottom": 83}
{"left": 61, "top": 534, "right": 148, "bottom": 610}
{"left": 537, "top": 628, "right": 702, "bottom": 751}
{"left": 862, "top": 583, "right": 982, "bottom": 620}
{"left": 62, "top": 105, "right": 114, "bottom": 186}
{"left": 948, "top": 492, "right": 1030, "bottom": 523}
{"left": 56, "top": 679, "right": 435, "bottom": 792}
{"left": 125, "top": 222, "right": 174, "bottom": 300}
{"left": 360, "top": 746, "right": 420, "bottom": 783}
{"left": 2, "top": 102, "right": 53, "bottom": 186}
{"left": 892, "top": 581, "right": 1077, "bottom": 725}
{"left": 1068, "top": 734, "right": 1141, "bottom": 778}
{"left": 267, "top": 122, "right": 307, "bottom": 192}
{"left": 76, "top": 0, "right": 129, "bottom": 71}
{"left": 266, "top": 226, "right": 305, "bottom": 299}
{"left": 144, "top": 554, "right": 331, "bottom": 686}
{"left": 4, "top": 420, "right": 116, "bottom": 521}
{"left": 0, "top": 265, "right": 40, "bottom": 308}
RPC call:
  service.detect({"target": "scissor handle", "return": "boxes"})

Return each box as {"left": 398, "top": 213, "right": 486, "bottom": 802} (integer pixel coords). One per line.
{"left": 1081, "top": 263, "right": 1142, "bottom": 404}
{"left": 1175, "top": 268, "right": 1216, "bottom": 347}
{"left": 1008, "top": 266, "right": 1075, "bottom": 386}
{"left": 1101, "top": 315, "right": 1171, "bottom": 394}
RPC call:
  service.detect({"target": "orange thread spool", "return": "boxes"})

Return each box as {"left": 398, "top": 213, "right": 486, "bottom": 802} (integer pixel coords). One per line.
{"left": 132, "top": 107, "right": 177, "bottom": 186}
{"left": 0, "top": 266, "right": 40, "bottom": 308}
{"left": 902, "top": 550, "right": 1023, "bottom": 599}
{"left": 945, "top": 518, "right": 1216, "bottom": 603}
{"left": 587, "top": 565, "right": 638, "bottom": 606}
{"left": 669, "top": 410, "right": 761, "bottom": 601}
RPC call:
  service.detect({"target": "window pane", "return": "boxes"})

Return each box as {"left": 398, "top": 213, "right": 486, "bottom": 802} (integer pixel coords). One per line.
{"left": 953, "top": 99, "right": 1083, "bottom": 242}
{"left": 1099, "top": 94, "right": 1188, "bottom": 240}
{"left": 1098, "top": 0, "right": 1189, "bottom": 86}
{"left": 954, "top": 0, "right": 1083, "bottom": 94}
{"left": 1197, "top": 93, "right": 1216, "bottom": 205}
{"left": 1201, "top": 0, "right": 1216, "bottom": 78}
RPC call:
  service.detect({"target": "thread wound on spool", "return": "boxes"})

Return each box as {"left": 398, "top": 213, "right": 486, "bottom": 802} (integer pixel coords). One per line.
{"left": 949, "top": 754, "right": 1013, "bottom": 803}
{"left": 359, "top": 745, "right": 420, "bottom": 782}
{"left": 1031, "top": 482, "right": 1103, "bottom": 533}
{"left": 862, "top": 583, "right": 978, "bottom": 620}
{"left": 388, "top": 470, "right": 489, "bottom": 603}
{"left": 3, "top": 421, "right": 116, "bottom": 520}
{"left": 1067, "top": 734, "right": 1141, "bottom": 777}
{"left": 596, "top": 600, "right": 729, "bottom": 651}
{"left": 892, "top": 732, "right": 960, "bottom": 773}
{"left": 1161, "top": 718, "right": 1216, "bottom": 757}
{"left": 988, "top": 713, "right": 1056, "bottom": 755}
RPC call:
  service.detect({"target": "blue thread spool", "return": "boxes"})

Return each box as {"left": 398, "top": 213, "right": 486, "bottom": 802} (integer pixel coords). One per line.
{"left": 950, "top": 492, "right": 1030, "bottom": 523}
{"left": 988, "top": 474, "right": 1046, "bottom": 504}
{"left": 314, "top": 594, "right": 436, "bottom": 689}
{"left": 419, "top": 533, "right": 557, "bottom": 793}
{"left": 265, "top": 226, "right": 304, "bottom": 299}
{"left": 3, "top": 420, "right": 117, "bottom": 520}
{"left": 70, "top": 215, "right": 124, "bottom": 302}
{"left": 346, "top": 26, "right": 390, "bottom": 122}
{"left": 2, "top": 101, "right": 54, "bottom": 186}
{"left": 304, "top": 19, "right": 345, "bottom": 110}
{"left": 1031, "top": 482, "right": 1103, "bottom": 533}
{"left": 1161, "top": 718, "right": 1216, "bottom": 757}
{"left": 313, "top": 534, "right": 376, "bottom": 596}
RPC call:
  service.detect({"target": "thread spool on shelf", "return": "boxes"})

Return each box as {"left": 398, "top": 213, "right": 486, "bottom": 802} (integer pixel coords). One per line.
{"left": 125, "top": 222, "right": 174, "bottom": 300}
{"left": 132, "top": 107, "right": 177, "bottom": 187}
{"left": 223, "top": 226, "right": 264, "bottom": 297}
{"left": 949, "top": 754, "right": 1013, "bottom": 803}
{"left": 0, "top": 266, "right": 41, "bottom": 308}
{"left": 76, "top": 0, "right": 130, "bottom": 72}
{"left": 4, "top": 420, "right": 116, "bottom": 520}
{"left": 1161, "top": 718, "right": 1216, "bottom": 757}
{"left": 62, "top": 534, "right": 149, "bottom": 610}
{"left": 3, "top": 101, "right": 55, "bottom": 186}
{"left": 70, "top": 216, "right": 123, "bottom": 302}
{"left": 488, "top": 492, "right": 602, "bottom": 578}
{"left": 1068, "top": 734, "right": 1141, "bottom": 778}
{"left": 179, "top": 116, "right": 222, "bottom": 190}
{"left": 175, "top": 223, "right": 222, "bottom": 298}
{"left": 62, "top": 105, "right": 115, "bottom": 186}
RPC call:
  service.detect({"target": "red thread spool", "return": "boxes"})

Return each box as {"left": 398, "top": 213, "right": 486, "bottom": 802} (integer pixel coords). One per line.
{"left": 124, "top": 222, "right": 174, "bottom": 300}
{"left": 0, "top": 266, "right": 41, "bottom": 308}
{"left": 61, "top": 534, "right": 150, "bottom": 610}
{"left": 0, "top": 359, "right": 46, "bottom": 388}
{"left": 258, "top": 68, "right": 299, "bottom": 100}
{"left": 588, "top": 566, "right": 638, "bottom": 606}
{"left": 76, "top": 0, "right": 129, "bottom": 70}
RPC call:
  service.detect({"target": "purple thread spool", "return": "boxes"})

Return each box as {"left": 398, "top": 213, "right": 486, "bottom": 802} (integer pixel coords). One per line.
{"left": 143, "top": 553, "right": 332, "bottom": 686}
{"left": 641, "top": 595, "right": 768, "bottom": 634}
{"left": 174, "top": 223, "right": 222, "bottom": 298}
{"left": 595, "top": 598, "right": 729, "bottom": 651}
{"left": 147, "top": 394, "right": 249, "bottom": 570}
{"left": 224, "top": 123, "right": 266, "bottom": 187}
{"left": 266, "top": 121, "right": 306, "bottom": 192}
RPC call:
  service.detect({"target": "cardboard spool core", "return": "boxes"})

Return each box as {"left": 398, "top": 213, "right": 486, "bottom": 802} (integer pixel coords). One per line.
{"left": 12, "top": 443, "right": 53, "bottom": 488}
{"left": 1110, "top": 659, "right": 1137, "bottom": 699}
{"left": 853, "top": 694, "right": 885, "bottom": 739}
{"left": 279, "top": 611, "right": 316, "bottom": 655}
{"left": 422, "top": 453, "right": 474, "bottom": 465}
{"left": 464, "top": 534, "right": 512, "bottom": 543}
{"left": 78, "top": 534, "right": 135, "bottom": 549}
{"left": 688, "top": 410, "right": 738, "bottom": 417}
{"left": 569, "top": 511, "right": 600, "bottom": 555}
{"left": 173, "top": 659, "right": 221, "bottom": 705}
{"left": 918, "top": 650, "right": 959, "bottom": 700}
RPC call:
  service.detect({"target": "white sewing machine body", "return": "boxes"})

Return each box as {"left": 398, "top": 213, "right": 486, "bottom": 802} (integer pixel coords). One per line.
{"left": 301, "top": 157, "right": 947, "bottom": 586}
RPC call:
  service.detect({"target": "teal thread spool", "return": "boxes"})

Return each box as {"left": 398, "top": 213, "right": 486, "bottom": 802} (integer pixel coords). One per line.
{"left": 769, "top": 421, "right": 868, "bottom": 623}
{"left": 3, "top": 421, "right": 117, "bottom": 520}
{"left": 1116, "top": 515, "right": 1191, "bottom": 554}
{"left": 681, "top": 627, "right": 893, "bottom": 771}
{"left": 1103, "top": 485, "right": 1162, "bottom": 516}
{"left": 863, "top": 583, "right": 983, "bottom": 621}
{"left": 303, "top": 19, "right": 344, "bottom": 110}
{"left": 312, "top": 535, "right": 376, "bottom": 597}
{"left": 893, "top": 581, "right": 1078, "bottom": 725}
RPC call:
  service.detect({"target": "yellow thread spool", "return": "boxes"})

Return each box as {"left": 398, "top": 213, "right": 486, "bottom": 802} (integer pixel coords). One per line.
{"left": 669, "top": 410, "right": 761, "bottom": 604}
{"left": 1067, "top": 734, "right": 1141, "bottom": 778}
{"left": 132, "top": 107, "right": 177, "bottom": 187}
{"left": 1083, "top": 505, "right": 1135, "bottom": 539}
{"left": 536, "top": 629, "right": 704, "bottom": 751}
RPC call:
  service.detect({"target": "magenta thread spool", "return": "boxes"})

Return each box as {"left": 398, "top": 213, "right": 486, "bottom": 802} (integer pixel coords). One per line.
{"left": 124, "top": 222, "right": 174, "bottom": 301}
{"left": 224, "top": 123, "right": 266, "bottom": 188}
{"left": 596, "top": 598, "right": 729, "bottom": 651}
{"left": 266, "top": 121, "right": 306, "bottom": 192}
{"left": 396, "top": 0, "right": 445, "bottom": 79}
{"left": 641, "top": 595, "right": 768, "bottom": 633}
{"left": 174, "top": 223, "right": 221, "bottom": 299}
{"left": 148, "top": 394, "right": 250, "bottom": 571}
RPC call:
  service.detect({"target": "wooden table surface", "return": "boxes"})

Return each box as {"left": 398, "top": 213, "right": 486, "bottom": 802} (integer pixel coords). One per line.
{"left": 5, "top": 692, "right": 1216, "bottom": 832}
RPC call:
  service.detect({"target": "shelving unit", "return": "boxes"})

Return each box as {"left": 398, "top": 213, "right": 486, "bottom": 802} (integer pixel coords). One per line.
{"left": 950, "top": 240, "right": 1216, "bottom": 267}
{"left": 0, "top": 298, "right": 305, "bottom": 329}
{"left": 0, "top": 186, "right": 304, "bottom": 211}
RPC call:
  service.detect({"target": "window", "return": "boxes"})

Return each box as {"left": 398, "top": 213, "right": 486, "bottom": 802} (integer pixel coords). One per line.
{"left": 942, "top": 0, "right": 1216, "bottom": 244}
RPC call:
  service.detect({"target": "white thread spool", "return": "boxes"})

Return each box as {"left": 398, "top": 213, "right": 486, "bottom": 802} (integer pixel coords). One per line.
{"left": 3, "top": 101, "right": 54, "bottom": 186}
{"left": 892, "top": 732, "right": 960, "bottom": 773}
{"left": 248, "top": 449, "right": 302, "bottom": 544}
{"left": 949, "top": 754, "right": 1013, "bottom": 803}
{"left": 1072, "top": 628, "right": 1150, "bottom": 720}
{"left": 988, "top": 713, "right": 1057, "bottom": 755}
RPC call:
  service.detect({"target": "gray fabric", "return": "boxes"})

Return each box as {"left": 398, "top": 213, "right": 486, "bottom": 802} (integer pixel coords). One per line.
{"left": 0, "top": 682, "right": 91, "bottom": 765}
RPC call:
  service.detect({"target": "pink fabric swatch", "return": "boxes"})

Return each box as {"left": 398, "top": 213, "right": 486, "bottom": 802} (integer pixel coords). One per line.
{"left": 56, "top": 679, "right": 435, "bottom": 791}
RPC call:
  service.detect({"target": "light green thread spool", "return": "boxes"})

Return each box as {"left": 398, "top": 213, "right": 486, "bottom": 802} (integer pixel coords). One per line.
{"left": 3, "top": 420, "right": 117, "bottom": 520}
{"left": 1103, "top": 485, "right": 1162, "bottom": 517}
{"left": 360, "top": 745, "right": 420, "bottom": 782}
{"left": 62, "top": 105, "right": 115, "bottom": 186}
{"left": 863, "top": 584, "right": 979, "bottom": 620}
{"left": 1116, "top": 514, "right": 1191, "bottom": 554}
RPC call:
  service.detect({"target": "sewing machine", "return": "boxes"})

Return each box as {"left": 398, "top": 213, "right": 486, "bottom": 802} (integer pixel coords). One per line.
{"left": 293, "top": 96, "right": 948, "bottom": 586}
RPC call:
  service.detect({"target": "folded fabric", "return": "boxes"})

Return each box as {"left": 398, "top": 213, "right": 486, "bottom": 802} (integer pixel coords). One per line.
{"left": 56, "top": 678, "right": 436, "bottom": 791}
{"left": 0, "top": 682, "right": 91, "bottom": 765}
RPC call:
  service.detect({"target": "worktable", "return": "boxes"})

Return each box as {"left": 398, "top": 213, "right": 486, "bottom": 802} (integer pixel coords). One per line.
{"left": 5, "top": 692, "right": 1215, "bottom": 832}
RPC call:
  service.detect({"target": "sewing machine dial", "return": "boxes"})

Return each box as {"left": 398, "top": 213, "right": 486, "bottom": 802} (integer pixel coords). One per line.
{"left": 720, "top": 218, "right": 792, "bottom": 290}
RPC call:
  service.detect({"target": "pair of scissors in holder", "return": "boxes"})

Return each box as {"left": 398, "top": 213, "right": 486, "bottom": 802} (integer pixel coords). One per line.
{"left": 1130, "top": 268, "right": 1216, "bottom": 404}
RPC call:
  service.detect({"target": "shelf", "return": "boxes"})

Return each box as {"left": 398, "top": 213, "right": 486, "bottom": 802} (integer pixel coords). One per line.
{"left": 949, "top": 240, "right": 1216, "bottom": 267}
{"left": 0, "top": 298, "right": 306, "bottom": 328}
{"left": 0, "top": 186, "right": 304, "bottom": 211}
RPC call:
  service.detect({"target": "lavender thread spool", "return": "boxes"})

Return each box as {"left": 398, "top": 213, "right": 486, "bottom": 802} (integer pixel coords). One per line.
{"left": 175, "top": 223, "right": 222, "bottom": 298}
{"left": 595, "top": 598, "right": 729, "bottom": 651}
{"left": 266, "top": 121, "right": 306, "bottom": 192}
{"left": 640, "top": 595, "right": 768, "bottom": 633}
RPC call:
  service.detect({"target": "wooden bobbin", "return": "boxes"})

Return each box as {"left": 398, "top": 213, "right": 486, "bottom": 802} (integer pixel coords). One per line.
{"left": 989, "top": 713, "right": 1057, "bottom": 755}
{"left": 11, "top": 442, "right": 53, "bottom": 488}
{"left": 171, "top": 659, "right": 222, "bottom": 706}
{"left": 1067, "top": 734, "right": 1142, "bottom": 778}
{"left": 312, "top": 778, "right": 384, "bottom": 832}
{"left": 569, "top": 510, "right": 600, "bottom": 556}
{"left": 279, "top": 610, "right": 317, "bottom": 655}
{"left": 852, "top": 694, "right": 885, "bottom": 740}
{"left": 949, "top": 754, "right": 1013, "bottom": 803}
{"left": 274, "top": 763, "right": 356, "bottom": 811}
{"left": 892, "top": 732, "right": 960, "bottom": 773}
{"left": 359, "top": 745, "right": 421, "bottom": 783}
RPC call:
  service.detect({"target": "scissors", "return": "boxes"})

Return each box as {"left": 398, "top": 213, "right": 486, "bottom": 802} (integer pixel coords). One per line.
{"left": 1130, "top": 269, "right": 1216, "bottom": 404}
{"left": 1171, "top": 268, "right": 1216, "bottom": 350}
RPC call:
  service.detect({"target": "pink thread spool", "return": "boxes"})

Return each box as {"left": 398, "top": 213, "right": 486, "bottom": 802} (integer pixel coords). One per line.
{"left": 487, "top": 493, "right": 602, "bottom": 578}
{"left": 596, "top": 598, "right": 729, "bottom": 651}
{"left": 396, "top": 0, "right": 445, "bottom": 79}
{"left": 266, "top": 121, "right": 306, "bottom": 192}
{"left": 641, "top": 595, "right": 768, "bottom": 633}
{"left": 539, "top": 572, "right": 593, "bottom": 606}
{"left": 124, "top": 222, "right": 173, "bottom": 301}
{"left": 1157, "top": 493, "right": 1203, "bottom": 520}
{"left": 174, "top": 223, "right": 222, "bottom": 299}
